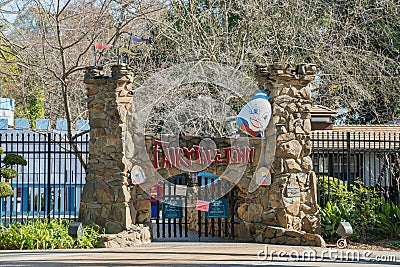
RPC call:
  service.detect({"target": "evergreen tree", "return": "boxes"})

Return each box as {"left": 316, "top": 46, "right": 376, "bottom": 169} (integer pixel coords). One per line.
{"left": 0, "top": 148, "right": 27, "bottom": 198}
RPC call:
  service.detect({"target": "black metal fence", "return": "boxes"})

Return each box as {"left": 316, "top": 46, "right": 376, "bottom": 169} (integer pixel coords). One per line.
{"left": 311, "top": 131, "right": 400, "bottom": 206}
{"left": 0, "top": 130, "right": 88, "bottom": 226}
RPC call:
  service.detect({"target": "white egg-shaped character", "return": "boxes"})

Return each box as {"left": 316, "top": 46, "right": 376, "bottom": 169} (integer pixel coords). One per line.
{"left": 236, "top": 90, "right": 272, "bottom": 137}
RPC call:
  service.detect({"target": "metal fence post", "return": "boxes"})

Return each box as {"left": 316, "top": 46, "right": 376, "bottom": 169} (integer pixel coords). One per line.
{"left": 346, "top": 132, "right": 352, "bottom": 191}
{"left": 46, "top": 132, "right": 51, "bottom": 219}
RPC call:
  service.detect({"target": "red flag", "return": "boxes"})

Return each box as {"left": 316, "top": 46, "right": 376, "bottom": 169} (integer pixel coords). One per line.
{"left": 94, "top": 41, "right": 112, "bottom": 50}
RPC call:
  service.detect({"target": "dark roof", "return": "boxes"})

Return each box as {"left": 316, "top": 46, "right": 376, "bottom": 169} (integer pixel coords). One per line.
{"left": 313, "top": 125, "right": 400, "bottom": 133}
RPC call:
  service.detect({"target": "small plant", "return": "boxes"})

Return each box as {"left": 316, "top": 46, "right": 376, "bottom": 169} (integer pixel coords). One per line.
{"left": 76, "top": 225, "right": 101, "bottom": 249}
{"left": 0, "top": 147, "right": 27, "bottom": 198}
{"left": 319, "top": 201, "right": 351, "bottom": 239}
{"left": 376, "top": 202, "right": 400, "bottom": 240}
{"left": 389, "top": 240, "right": 400, "bottom": 248}
{"left": 0, "top": 219, "right": 99, "bottom": 250}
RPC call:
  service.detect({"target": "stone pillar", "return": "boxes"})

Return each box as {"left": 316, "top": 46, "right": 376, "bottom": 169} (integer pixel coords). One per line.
{"left": 247, "top": 62, "right": 325, "bottom": 246}
{"left": 80, "top": 64, "right": 151, "bottom": 247}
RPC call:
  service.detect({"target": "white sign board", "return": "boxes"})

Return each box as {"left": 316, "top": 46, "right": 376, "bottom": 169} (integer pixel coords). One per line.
{"left": 175, "top": 185, "right": 187, "bottom": 196}
{"left": 286, "top": 186, "right": 301, "bottom": 198}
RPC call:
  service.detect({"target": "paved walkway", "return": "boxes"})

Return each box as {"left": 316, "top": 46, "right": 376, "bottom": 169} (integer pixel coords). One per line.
{"left": 1, "top": 241, "right": 400, "bottom": 267}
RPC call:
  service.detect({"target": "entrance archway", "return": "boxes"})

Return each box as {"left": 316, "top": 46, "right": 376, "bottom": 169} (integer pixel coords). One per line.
{"left": 80, "top": 62, "right": 325, "bottom": 248}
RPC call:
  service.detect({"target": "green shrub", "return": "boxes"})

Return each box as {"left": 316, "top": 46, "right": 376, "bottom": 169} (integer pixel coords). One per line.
{"left": 389, "top": 240, "right": 400, "bottom": 248}
{"left": 0, "top": 181, "right": 14, "bottom": 198}
{"left": 0, "top": 219, "right": 100, "bottom": 250}
{"left": 376, "top": 202, "right": 400, "bottom": 240}
{"left": 318, "top": 178, "right": 382, "bottom": 241}
{"left": 75, "top": 225, "right": 101, "bottom": 249}
{"left": 349, "top": 179, "right": 382, "bottom": 241}
{"left": 0, "top": 147, "right": 27, "bottom": 198}
{"left": 319, "top": 201, "right": 350, "bottom": 238}
{"left": 317, "top": 176, "right": 354, "bottom": 210}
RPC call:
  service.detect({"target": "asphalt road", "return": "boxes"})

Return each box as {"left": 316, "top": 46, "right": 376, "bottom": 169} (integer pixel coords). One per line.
{"left": 1, "top": 241, "right": 400, "bottom": 267}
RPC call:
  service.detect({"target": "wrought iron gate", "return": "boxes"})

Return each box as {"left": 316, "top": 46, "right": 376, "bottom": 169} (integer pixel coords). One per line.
{"left": 152, "top": 174, "right": 236, "bottom": 240}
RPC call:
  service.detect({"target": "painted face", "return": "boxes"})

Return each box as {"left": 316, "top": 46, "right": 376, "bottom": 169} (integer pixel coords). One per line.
{"left": 237, "top": 97, "right": 271, "bottom": 137}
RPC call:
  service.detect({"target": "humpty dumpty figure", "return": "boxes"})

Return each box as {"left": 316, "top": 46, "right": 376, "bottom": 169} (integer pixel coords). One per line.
{"left": 236, "top": 90, "right": 272, "bottom": 137}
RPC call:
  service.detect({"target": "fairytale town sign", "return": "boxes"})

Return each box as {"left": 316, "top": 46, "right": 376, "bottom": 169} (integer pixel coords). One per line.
{"left": 150, "top": 90, "right": 272, "bottom": 169}
{"left": 130, "top": 90, "right": 274, "bottom": 186}
{"left": 153, "top": 139, "right": 256, "bottom": 169}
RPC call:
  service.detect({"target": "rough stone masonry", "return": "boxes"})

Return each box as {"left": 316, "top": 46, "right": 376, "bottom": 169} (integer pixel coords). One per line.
{"left": 80, "top": 62, "right": 325, "bottom": 247}
{"left": 245, "top": 62, "right": 324, "bottom": 246}
{"left": 80, "top": 65, "right": 151, "bottom": 247}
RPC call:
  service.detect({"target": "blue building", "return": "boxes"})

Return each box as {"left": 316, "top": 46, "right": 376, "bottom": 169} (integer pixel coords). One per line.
{"left": 0, "top": 121, "right": 89, "bottom": 224}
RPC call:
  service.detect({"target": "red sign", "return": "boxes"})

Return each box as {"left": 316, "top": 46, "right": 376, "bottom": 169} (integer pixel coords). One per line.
{"left": 195, "top": 200, "right": 210, "bottom": 212}
{"left": 150, "top": 184, "right": 163, "bottom": 200}
{"left": 153, "top": 140, "right": 255, "bottom": 169}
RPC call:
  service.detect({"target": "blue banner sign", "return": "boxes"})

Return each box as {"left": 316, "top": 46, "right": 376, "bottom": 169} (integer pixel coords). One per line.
{"left": 162, "top": 199, "right": 183, "bottom": 219}
{"left": 205, "top": 198, "right": 228, "bottom": 218}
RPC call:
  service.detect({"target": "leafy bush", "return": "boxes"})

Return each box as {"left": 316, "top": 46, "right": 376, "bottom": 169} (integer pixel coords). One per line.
{"left": 75, "top": 225, "right": 101, "bottom": 249}
{"left": 318, "top": 178, "right": 382, "bottom": 241}
{"left": 317, "top": 176, "right": 354, "bottom": 210}
{"left": 389, "top": 240, "right": 400, "bottom": 248}
{"left": 0, "top": 180, "right": 14, "bottom": 197}
{"left": 349, "top": 179, "right": 382, "bottom": 240}
{"left": 376, "top": 202, "right": 400, "bottom": 239}
{"left": 319, "top": 201, "right": 350, "bottom": 238}
{"left": 0, "top": 219, "right": 100, "bottom": 250}
{"left": 0, "top": 147, "right": 27, "bottom": 198}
